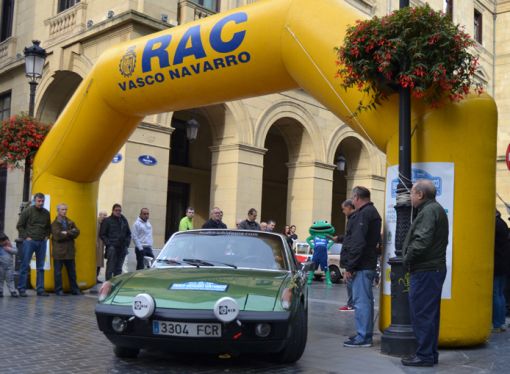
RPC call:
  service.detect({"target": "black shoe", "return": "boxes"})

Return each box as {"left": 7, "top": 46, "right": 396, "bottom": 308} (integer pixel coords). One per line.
{"left": 71, "top": 290, "right": 83, "bottom": 295}
{"left": 37, "top": 291, "right": 50, "bottom": 297}
{"left": 96, "top": 279, "right": 103, "bottom": 284}
{"left": 55, "top": 291, "right": 67, "bottom": 296}
{"left": 18, "top": 291, "right": 27, "bottom": 297}
{"left": 0, "top": 294, "right": 3, "bottom": 297}
{"left": 11, "top": 291, "right": 18, "bottom": 297}
{"left": 401, "top": 356, "right": 434, "bottom": 367}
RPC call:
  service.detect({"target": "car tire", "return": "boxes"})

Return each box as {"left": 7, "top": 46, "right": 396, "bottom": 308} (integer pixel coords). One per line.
{"left": 113, "top": 345, "right": 140, "bottom": 358}
{"left": 329, "top": 265, "right": 342, "bottom": 284}
{"left": 272, "top": 302, "right": 308, "bottom": 363}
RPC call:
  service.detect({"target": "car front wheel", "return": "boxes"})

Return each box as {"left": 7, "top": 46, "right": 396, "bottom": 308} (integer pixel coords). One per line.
{"left": 272, "top": 302, "right": 308, "bottom": 363}
{"left": 114, "top": 345, "right": 140, "bottom": 358}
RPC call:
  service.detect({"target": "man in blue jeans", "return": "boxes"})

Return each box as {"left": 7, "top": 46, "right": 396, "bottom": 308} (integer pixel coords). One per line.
{"left": 402, "top": 180, "right": 448, "bottom": 367}
{"left": 16, "top": 192, "right": 51, "bottom": 297}
{"left": 340, "top": 186, "right": 382, "bottom": 347}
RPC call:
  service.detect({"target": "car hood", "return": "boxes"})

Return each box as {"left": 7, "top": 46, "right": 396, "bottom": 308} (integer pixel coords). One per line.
{"left": 110, "top": 268, "right": 290, "bottom": 311}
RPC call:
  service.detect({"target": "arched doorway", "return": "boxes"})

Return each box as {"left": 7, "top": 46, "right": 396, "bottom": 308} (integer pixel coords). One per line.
{"left": 38, "top": 71, "right": 82, "bottom": 122}
{"left": 261, "top": 125, "right": 289, "bottom": 232}
{"left": 331, "top": 136, "right": 366, "bottom": 235}
{"left": 165, "top": 110, "right": 213, "bottom": 239}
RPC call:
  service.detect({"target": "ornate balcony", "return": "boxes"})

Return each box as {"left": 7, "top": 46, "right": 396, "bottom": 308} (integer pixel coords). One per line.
{"left": 44, "top": 2, "right": 88, "bottom": 42}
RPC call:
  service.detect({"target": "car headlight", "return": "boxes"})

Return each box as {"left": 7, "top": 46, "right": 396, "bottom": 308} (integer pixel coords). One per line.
{"left": 98, "top": 281, "right": 113, "bottom": 302}
{"left": 281, "top": 287, "right": 292, "bottom": 310}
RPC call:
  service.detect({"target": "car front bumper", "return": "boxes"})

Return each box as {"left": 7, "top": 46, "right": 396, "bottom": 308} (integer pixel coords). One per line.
{"left": 95, "top": 304, "right": 292, "bottom": 354}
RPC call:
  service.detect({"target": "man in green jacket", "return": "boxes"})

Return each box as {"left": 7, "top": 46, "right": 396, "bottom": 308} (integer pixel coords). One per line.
{"left": 16, "top": 192, "right": 51, "bottom": 297}
{"left": 401, "top": 180, "right": 448, "bottom": 367}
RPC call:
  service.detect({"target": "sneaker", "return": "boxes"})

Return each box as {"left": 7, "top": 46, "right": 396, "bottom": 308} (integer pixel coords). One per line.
{"left": 11, "top": 291, "right": 18, "bottom": 297}
{"left": 18, "top": 291, "right": 27, "bottom": 297}
{"left": 55, "top": 291, "right": 67, "bottom": 296}
{"left": 71, "top": 290, "right": 83, "bottom": 295}
{"left": 0, "top": 293, "right": 3, "bottom": 297}
{"left": 338, "top": 305, "right": 354, "bottom": 312}
{"left": 343, "top": 339, "right": 373, "bottom": 348}
{"left": 37, "top": 291, "right": 50, "bottom": 297}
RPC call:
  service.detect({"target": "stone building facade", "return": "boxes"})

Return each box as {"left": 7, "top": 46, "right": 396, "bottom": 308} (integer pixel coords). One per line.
{"left": 0, "top": 0, "right": 507, "bottom": 247}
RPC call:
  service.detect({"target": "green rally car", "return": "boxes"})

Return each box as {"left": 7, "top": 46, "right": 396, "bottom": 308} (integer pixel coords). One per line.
{"left": 95, "top": 229, "right": 312, "bottom": 363}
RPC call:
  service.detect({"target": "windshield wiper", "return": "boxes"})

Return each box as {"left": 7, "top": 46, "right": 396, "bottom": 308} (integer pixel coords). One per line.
{"left": 156, "top": 258, "right": 183, "bottom": 265}
{"left": 182, "top": 258, "right": 237, "bottom": 269}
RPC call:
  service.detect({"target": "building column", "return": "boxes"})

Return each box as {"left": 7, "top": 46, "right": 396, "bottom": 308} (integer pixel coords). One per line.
{"left": 345, "top": 173, "right": 386, "bottom": 216}
{"left": 286, "top": 161, "right": 335, "bottom": 239}
{"left": 209, "top": 144, "right": 266, "bottom": 228}
{"left": 98, "top": 123, "right": 171, "bottom": 248}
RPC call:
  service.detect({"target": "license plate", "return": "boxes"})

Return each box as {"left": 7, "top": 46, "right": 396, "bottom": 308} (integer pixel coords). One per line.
{"left": 153, "top": 321, "right": 221, "bottom": 337}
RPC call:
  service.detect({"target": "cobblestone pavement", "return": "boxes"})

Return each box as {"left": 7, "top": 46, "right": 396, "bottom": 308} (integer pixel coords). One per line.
{"left": 1, "top": 280, "right": 508, "bottom": 374}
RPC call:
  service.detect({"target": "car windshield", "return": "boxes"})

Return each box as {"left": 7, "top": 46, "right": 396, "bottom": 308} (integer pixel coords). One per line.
{"left": 156, "top": 230, "right": 288, "bottom": 270}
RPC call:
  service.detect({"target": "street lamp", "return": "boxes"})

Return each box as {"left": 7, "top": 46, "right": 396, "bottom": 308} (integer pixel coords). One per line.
{"left": 186, "top": 118, "right": 200, "bottom": 141}
{"left": 22, "top": 40, "right": 47, "bottom": 202}
{"left": 336, "top": 155, "right": 346, "bottom": 172}
{"left": 380, "top": 0, "right": 417, "bottom": 357}
{"left": 15, "top": 40, "right": 47, "bottom": 289}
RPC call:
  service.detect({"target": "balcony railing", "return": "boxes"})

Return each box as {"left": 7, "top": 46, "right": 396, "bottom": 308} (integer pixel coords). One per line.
{"left": 44, "top": 2, "right": 88, "bottom": 41}
{"left": 178, "top": 1, "right": 216, "bottom": 25}
{"left": 0, "top": 37, "right": 17, "bottom": 67}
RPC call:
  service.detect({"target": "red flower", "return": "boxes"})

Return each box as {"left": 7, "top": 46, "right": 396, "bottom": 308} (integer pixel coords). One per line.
{"left": 0, "top": 114, "right": 52, "bottom": 169}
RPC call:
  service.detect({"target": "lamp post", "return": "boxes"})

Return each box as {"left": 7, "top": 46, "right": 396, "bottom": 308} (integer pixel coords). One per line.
{"left": 22, "top": 40, "right": 47, "bottom": 203}
{"left": 15, "top": 40, "right": 47, "bottom": 287}
{"left": 380, "top": 0, "right": 417, "bottom": 356}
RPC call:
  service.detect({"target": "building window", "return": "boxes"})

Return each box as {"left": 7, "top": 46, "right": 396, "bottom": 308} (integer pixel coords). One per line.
{"left": 58, "top": 0, "right": 80, "bottom": 13}
{"left": 444, "top": 0, "right": 453, "bottom": 19}
{"left": 0, "top": 0, "right": 14, "bottom": 42}
{"left": 0, "top": 91, "right": 11, "bottom": 233}
{"left": 0, "top": 91, "right": 11, "bottom": 121}
{"left": 192, "top": 0, "right": 219, "bottom": 12}
{"left": 474, "top": 9, "right": 482, "bottom": 44}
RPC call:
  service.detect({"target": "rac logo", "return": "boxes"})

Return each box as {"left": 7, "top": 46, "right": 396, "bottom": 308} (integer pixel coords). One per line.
{"left": 118, "top": 12, "right": 250, "bottom": 91}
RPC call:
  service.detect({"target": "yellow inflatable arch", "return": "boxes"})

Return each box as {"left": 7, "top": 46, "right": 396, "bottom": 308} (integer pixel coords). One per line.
{"left": 33, "top": 0, "right": 497, "bottom": 346}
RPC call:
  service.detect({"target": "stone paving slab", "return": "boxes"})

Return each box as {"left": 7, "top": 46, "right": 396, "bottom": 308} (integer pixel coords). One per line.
{"left": 1, "top": 281, "right": 508, "bottom": 373}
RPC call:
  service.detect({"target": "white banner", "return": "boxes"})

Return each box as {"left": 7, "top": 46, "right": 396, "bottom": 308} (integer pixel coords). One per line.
{"left": 30, "top": 194, "right": 51, "bottom": 271}
{"left": 382, "top": 163, "right": 454, "bottom": 299}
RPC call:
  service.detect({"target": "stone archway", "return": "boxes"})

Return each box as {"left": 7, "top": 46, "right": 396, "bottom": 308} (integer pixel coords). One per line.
{"left": 37, "top": 71, "right": 82, "bottom": 123}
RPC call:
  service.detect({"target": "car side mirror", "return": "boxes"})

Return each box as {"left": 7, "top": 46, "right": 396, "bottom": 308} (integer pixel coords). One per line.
{"left": 301, "top": 261, "right": 316, "bottom": 272}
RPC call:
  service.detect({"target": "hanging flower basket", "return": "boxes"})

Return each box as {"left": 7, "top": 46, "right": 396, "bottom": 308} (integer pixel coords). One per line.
{"left": 335, "top": 4, "right": 483, "bottom": 116}
{"left": 0, "top": 114, "right": 52, "bottom": 169}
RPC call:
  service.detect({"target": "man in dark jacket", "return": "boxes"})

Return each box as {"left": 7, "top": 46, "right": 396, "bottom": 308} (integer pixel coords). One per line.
{"left": 100, "top": 204, "right": 131, "bottom": 280}
{"left": 202, "top": 207, "right": 227, "bottom": 229}
{"left": 340, "top": 186, "right": 381, "bottom": 347}
{"left": 51, "top": 203, "right": 81, "bottom": 295}
{"left": 16, "top": 192, "right": 51, "bottom": 297}
{"left": 238, "top": 208, "right": 261, "bottom": 230}
{"left": 401, "top": 180, "right": 448, "bottom": 367}
{"left": 493, "top": 210, "right": 510, "bottom": 332}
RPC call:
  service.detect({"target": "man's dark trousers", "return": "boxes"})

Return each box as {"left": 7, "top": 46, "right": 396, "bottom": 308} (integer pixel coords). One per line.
{"left": 135, "top": 246, "right": 154, "bottom": 270}
{"left": 409, "top": 270, "right": 446, "bottom": 364}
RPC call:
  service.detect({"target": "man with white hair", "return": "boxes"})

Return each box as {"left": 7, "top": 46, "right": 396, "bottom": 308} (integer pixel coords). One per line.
{"left": 401, "top": 179, "right": 448, "bottom": 367}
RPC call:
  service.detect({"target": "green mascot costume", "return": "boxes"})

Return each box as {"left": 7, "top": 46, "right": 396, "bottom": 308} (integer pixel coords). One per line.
{"left": 306, "top": 221, "right": 335, "bottom": 286}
